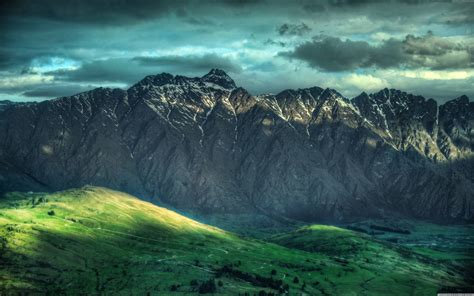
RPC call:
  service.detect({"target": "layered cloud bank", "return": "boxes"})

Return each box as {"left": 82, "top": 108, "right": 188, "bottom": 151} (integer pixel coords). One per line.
{"left": 0, "top": 0, "right": 473, "bottom": 102}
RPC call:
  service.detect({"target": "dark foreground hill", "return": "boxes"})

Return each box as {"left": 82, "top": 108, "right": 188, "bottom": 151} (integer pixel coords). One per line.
{"left": 0, "top": 69, "right": 473, "bottom": 222}
{"left": 0, "top": 187, "right": 472, "bottom": 294}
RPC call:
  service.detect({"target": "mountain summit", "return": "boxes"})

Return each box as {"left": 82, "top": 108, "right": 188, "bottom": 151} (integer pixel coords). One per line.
{"left": 202, "top": 68, "right": 237, "bottom": 89}
{"left": 0, "top": 71, "right": 472, "bottom": 222}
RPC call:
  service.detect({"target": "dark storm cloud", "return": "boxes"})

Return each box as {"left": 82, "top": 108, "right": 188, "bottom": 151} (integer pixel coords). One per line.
{"left": 280, "top": 36, "right": 403, "bottom": 71}
{"left": 134, "top": 54, "right": 242, "bottom": 73}
{"left": 0, "top": 0, "right": 266, "bottom": 26}
{"left": 403, "top": 32, "right": 474, "bottom": 69}
{"left": 303, "top": 0, "right": 453, "bottom": 8}
{"left": 0, "top": 50, "right": 24, "bottom": 69}
{"left": 278, "top": 23, "right": 312, "bottom": 36}
{"left": 49, "top": 54, "right": 241, "bottom": 84}
{"left": 264, "top": 39, "right": 286, "bottom": 47}
{"left": 22, "top": 84, "right": 93, "bottom": 98}
{"left": 282, "top": 32, "right": 473, "bottom": 71}
{"left": 219, "top": 0, "right": 265, "bottom": 6}
{"left": 47, "top": 59, "right": 149, "bottom": 84}
{"left": 0, "top": 48, "right": 50, "bottom": 70}
{"left": 0, "top": 0, "right": 183, "bottom": 25}
{"left": 301, "top": 0, "right": 474, "bottom": 27}
{"left": 324, "top": 0, "right": 438, "bottom": 6}
{"left": 442, "top": 3, "right": 474, "bottom": 25}
{"left": 1, "top": 0, "right": 473, "bottom": 102}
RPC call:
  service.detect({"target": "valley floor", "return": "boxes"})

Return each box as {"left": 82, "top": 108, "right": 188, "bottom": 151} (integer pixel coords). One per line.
{"left": 0, "top": 187, "right": 473, "bottom": 295}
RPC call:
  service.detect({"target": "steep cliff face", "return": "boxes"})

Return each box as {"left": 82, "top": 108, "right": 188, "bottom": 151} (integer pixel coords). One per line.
{"left": 352, "top": 89, "right": 474, "bottom": 164}
{"left": 0, "top": 70, "right": 472, "bottom": 222}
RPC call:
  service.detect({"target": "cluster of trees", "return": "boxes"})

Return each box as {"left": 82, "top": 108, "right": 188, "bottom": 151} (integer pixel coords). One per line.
{"left": 346, "top": 226, "right": 368, "bottom": 233}
{"left": 238, "top": 292, "right": 276, "bottom": 296}
{"left": 170, "top": 264, "right": 306, "bottom": 294}
{"left": 30, "top": 196, "right": 47, "bottom": 207}
{"left": 370, "top": 224, "right": 411, "bottom": 234}
{"left": 216, "top": 265, "right": 289, "bottom": 293}
{"left": 187, "top": 278, "right": 222, "bottom": 294}
{"left": 197, "top": 279, "right": 216, "bottom": 294}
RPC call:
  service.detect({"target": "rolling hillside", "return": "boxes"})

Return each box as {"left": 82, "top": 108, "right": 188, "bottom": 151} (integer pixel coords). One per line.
{"left": 0, "top": 187, "right": 470, "bottom": 294}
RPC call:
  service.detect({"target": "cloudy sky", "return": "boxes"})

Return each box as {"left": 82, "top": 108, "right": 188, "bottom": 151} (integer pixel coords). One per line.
{"left": 0, "top": 0, "right": 473, "bottom": 103}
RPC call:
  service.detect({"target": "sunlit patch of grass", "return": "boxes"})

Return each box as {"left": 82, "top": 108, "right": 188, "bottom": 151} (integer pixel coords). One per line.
{"left": 0, "top": 187, "right": 471, "bottom": 294}
{"left": 269, "top": 223, "right": 470, "bottom": 295}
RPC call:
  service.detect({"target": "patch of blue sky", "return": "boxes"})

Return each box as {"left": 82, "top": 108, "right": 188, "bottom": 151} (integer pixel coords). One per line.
{"left": 29, "top": 57, "right": 81, "bottom": 73}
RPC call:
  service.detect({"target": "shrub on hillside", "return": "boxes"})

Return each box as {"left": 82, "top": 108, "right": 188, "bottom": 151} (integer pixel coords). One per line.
{"left": 198, "top": 279, "right": 216, "bottom": 294}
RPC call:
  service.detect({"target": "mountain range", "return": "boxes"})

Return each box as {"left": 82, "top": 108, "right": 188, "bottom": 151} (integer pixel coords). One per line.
{"left": 0, "top": 69, "right": 472, "bottom": 222}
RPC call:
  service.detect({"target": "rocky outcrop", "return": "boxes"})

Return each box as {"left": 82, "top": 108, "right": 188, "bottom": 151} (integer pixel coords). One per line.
{"left": 0, "top": 70, "right": 472, "bottom": 222}
{"left": 0, "top": 100, "right": 25, "bottom": 112}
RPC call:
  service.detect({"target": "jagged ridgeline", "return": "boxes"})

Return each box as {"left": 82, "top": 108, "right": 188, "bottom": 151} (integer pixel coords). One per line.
{"left": 0, "top": 69, "right": 473, "bottom": 222}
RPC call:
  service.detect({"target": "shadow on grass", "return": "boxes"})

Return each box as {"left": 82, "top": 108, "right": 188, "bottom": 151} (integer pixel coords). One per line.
{"left": 0, "top": 216, "right": 226, "bottom": 294}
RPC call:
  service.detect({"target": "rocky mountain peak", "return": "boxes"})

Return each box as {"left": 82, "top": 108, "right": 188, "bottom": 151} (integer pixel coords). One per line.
{"left": 354, "top": 88, "right": 439, "bottom": 118}
{"left": 320, "top": 88, "right": 346, "bottom": 101}
{"left": 129, "top": 69, "right": 237, "bottom": 99}
{"left": 443, "top": 95, "right": 471, "bottom": 110}
{"left": 317, "top": 88, "right": 355, "bottom": 110}
{"left": 206, "top": 68, "right": 228, "bottom": 76}
{"left": 0, "top": 71, "right": 473, "bottom": 223}
{"left": 202, "top": 68, "right": 236, "bottom": 89}
{"left": 439, "top": 95, "right": 473, "bottom": 127}
{"left": 0, "top": 100, "right": 21, "bottom": 112}
{"left": 456, "top": 94, "right": 470, "bottom": 103}
{"left": 275, "top": 86, "right": 324, "bottom": 100}
{"left": 137, "top": 73, "right": 175, "bottom": 87}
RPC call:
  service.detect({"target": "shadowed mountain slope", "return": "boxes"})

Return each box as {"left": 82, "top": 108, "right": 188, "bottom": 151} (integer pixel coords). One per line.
{"left": 0, "top": 70, "right": 472, "bottom": 222}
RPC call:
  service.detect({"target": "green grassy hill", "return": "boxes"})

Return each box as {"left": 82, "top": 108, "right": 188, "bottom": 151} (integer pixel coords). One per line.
{"left": 269, "top": 225, "right": 473, "bottom": 294}
{"left": 0, "top": 187, "right": 470, "bottom": 294}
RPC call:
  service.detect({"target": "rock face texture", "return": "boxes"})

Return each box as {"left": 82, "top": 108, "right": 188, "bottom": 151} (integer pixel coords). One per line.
{"left": 0, "top": 69, "right": 473, "bottom": 222}
{"left": 0, "top": 100, "right": 25, "bottom": 112}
